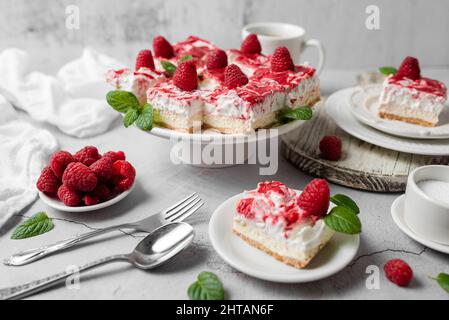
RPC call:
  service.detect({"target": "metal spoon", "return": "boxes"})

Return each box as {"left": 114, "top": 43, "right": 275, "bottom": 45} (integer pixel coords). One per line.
{"left": 0, "top": 222, "right": 194, "bottom": 300}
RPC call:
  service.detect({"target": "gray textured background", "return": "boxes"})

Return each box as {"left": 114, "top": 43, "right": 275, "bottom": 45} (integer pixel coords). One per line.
{"left": 1, "top": 0, "right": 448, "bottom": 71}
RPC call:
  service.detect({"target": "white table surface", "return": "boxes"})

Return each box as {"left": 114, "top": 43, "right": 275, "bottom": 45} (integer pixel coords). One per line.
{"left": 1, "top": 69, "right": 448, "bottom": 300}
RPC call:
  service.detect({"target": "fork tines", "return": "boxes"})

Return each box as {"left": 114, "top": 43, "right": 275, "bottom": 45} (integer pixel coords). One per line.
{"left": 165, "top": 192, "right": 204, "bottom": 222}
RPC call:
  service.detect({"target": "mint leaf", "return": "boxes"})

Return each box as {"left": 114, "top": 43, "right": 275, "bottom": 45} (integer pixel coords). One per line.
{"left": 379, "top": 67, "right": 397, "bottom": 76}
{"left": 135, "top": 103, "right": 153, "bottom": 131}
{"left": 330, "top": 194, "right": 360, "bottom": 215}
{"left": 324, "top": 206, "right": 361, "bottom": 234}
{"left": 179, "top": 55, "right": 193, "bottom": 62}
{"left": 161, "top": 61, "right": 177, "bottom": 77}
{"left": 278, "top": 106, "right": 313, "bottom": 123}
{"left": 434, "top": 273, "right": 449, "bottom": 294}
{"left": 188, "top": 271, "right": 225, "bottom": 300}
{"left": 123, "top": 108, "right": 139, "bottom": 128}
{"left": 106, "top": 90, "right": 140, "bottom": 113}
{"left": 11, "top": 212, "right": 54, "bottom": 240}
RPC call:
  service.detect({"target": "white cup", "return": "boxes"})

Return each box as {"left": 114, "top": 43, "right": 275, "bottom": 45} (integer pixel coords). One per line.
{"left": 242, "top": 22, "right": 325, "bottom": 74}
{"left": 404, "top": 165, "right": 449, "bottom": 245}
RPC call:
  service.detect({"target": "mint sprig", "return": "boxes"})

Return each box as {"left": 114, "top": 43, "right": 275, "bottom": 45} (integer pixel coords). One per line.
{"left": 161, "top": 60, "right": 177, "bottom": 77}
{"left": 278, "top": 106, "right": 313, "bottom": 123}
{"left": 379, "top": 67, "right": 397, "bottom": 76}
{"left": 330, "top": 194, "right": 360, "bottom": 215}
{"left": 431, "top": 273, "right": 449, "bottom": 294}
{"left": 179, "top": 54, "right": 193, "bottom": 62}
{"left": 324, "top": 206, "right": 361, "bottom": 234}
{"left": 188, "top": 271, "right": 225, "bottom": 300}
{"left": 106, "top": 90, "right": 155, "bottom": 131}
{"left": 11, "top": 212, "right": 54, "bottom": 240}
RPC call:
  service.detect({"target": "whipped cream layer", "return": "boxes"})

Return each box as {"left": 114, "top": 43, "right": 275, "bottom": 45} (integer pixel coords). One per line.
{"left": 234, "top": 181, "right": 334, "bottom": 254}
{"left": 227, "top": 49, "right": 269, "bottom": 76}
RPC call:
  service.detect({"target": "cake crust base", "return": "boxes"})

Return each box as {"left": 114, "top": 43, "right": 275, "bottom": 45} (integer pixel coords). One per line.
{"left": 378, "top": 111, "right": 435, "bottom": 127}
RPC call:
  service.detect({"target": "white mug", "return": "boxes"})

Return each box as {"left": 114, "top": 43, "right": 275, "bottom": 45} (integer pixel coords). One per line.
{"left": 242, "top": 22, "right": 325, "bottom": 74}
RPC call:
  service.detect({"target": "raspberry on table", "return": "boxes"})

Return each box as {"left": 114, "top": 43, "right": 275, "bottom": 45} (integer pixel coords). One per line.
{"left": 57, "top": 184, "right": 81, "bottom": 207}
{"left": 384, "top": 259, "right": 413, "bottom": 287}
{"left": 297, "top": 178, "right": 330, "bottom": 219}
{"left": 74, "top": 146, "right": 101, "bottom": 166}
{"left": 319, "top": 135, "right": 342, "bottom": 161}
{"left": 111, "top": 160, "right": 136, "bottom": 191}
{"left": 36, "top": 166, "right": 61, "bottom": 195}
{"left": 62, "top": 162, "right": 98, "bottom": 192}
{"left": 50, "top": 151, "right": 74, "bottom": 178}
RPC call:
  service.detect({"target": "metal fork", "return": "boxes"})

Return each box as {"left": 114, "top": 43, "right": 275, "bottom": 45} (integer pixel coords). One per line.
{"left": 4, "top": 193, "right": 204, "bottom": 267}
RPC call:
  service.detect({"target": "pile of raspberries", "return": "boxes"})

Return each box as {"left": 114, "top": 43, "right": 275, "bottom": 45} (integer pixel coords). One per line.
{"left": 36, "top": 146, "right": 136, "bottom": 207}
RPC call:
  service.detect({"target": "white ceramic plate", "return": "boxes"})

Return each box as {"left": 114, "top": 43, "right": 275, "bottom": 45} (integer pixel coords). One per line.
{"left": 391, "top": 195, "right": 449, "bottom": 254}
{"left": 326, "top": 87, "right": 449, "bottom": 156}
{"left": 39, "top": 182, "right": 135, "bottom": 213}
{"left": 350, "top": 85, "right": 449, "bottom": 140}
{"left": 209, "top": 192, "right": 360, "bottom": 283}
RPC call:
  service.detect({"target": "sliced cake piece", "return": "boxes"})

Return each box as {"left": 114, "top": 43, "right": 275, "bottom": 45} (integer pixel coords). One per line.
{"left": 233, "top": 181, "right": 335, "bottom": 268}
{"left": 378, "top": 57, "right": 447, "bottom": 127}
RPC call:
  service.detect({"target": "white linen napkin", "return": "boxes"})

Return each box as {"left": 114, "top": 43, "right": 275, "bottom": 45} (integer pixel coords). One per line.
{"left": 0, "top": 48, "right": 124, "bottom": 138}
{"left": 0, "top": 96, "right": 58, "bottom": 229}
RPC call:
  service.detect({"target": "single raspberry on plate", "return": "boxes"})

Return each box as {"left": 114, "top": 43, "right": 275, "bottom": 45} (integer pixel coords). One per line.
{"left": 90, "top": 156, "right": 114, "bottom": 182}
{"left": 36, "top": 166, "right": 61, "bottom": 194}
{"left": 271, "top": 47, "right": 295, "bottom": 72}
{"left": 83, "top": 194, "right": 100, "bottom": 206}
{"left": 57, "top": 184, "right": 81, "bottom": 207}
{"left": 73, "top": 146, "right": 101, "bottom": 166}
{"left": 241, "top": 33, "right": 262, "bottom": 54}
{"left": 91, "top": 183, "right": 111, "bottom": 201}
{"left": 153, "top": 35, "right": 174, "bottom": 59}
{"left": 224, "top": 64, "right": 248, "bottom": 89}
{"left": 319, "top": 135, "right": 342, "bottom": 161}
{"left": 395, "top": 56, "right": 421, "bottom": 80}
{"left": 62, "top": 162, "right": 97, "bottom": 192}
{"left": 111, "top": 160, "right": 136, "bottom": 191}
{"left": 206, "top": 49, "right": 228, "bottom": 70}
{"left": 297, "top": 178, "right": 330, "bottom": 219}
{"left": 50, "top": 151, "right": 75, "bottom": 178}
{"left": 103, "top": 151, "right": 126, "bottom": 162}
{"left": 384, "top": 259, "right": 413, "bottom": 287}
{"left": 135, "top": 49, "right": 155, "bottom": 71}
{"left": 173, "top": 60, "right": 198, "bottom": 91}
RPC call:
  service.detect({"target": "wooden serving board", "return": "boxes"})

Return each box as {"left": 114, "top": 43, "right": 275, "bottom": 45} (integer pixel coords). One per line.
{"left": 281, "top": 103, "right": 449, "bottom": 193}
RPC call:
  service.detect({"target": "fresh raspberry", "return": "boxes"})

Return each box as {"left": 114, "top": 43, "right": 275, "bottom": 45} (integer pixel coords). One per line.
{"left": 297, "top": 179, "right": 330, "bottom": 219}
{"left": 271, "top": 47, "right": 295, "bottom": 72}
{"left": 206, "top": 49, "right": 228, "bottom": 70}
{"left": 49, "top": 151, "right": 75, "bottom": 178}
{"left": 384, "top": 259, "right": 413, "bottom": 287}
{"left": 90, "top": 157, "right": 114, "bottom": 182}
{"left": 319, "top": 135, "right": 342, "bottom": 161}
{"left": 111, "top": 160, "right": 136, "bottom": 191}
{"left": 91, "top": 183, "right": 111, "bottom": 201}
{"left": 57, "top": 184, "right": 81, "bottom": 207}
{"left": 241, "top": 33, "right": 262, "bottom": 54}
{"left": 62, "top": 162, "right": 97, "bottom": 192}
{"left": 73, "top": 146, "right": 101, "bottom": 166}
{"left": 83, "top": 194, "right": 100, "bottom": 206}
{"left": 224, "top": 64, "right": 248, "bottom": 89}
{"left": 36, "top": 166, "right": 61, "bottom": 194}
{"left": 236, "top": 198, "right": 254, "bottom": 218}
{"left": 103, "top": 151, "right": 126, "bottom": 162}
{"left": 153, "top": 36, "right": 174, "bottom": 59}
{"left": 135, "top": 49, "right": 155, "bottom": 71}
{"left": 395, "top": 56, "right": 421, "bottom": 80}
{"left": 173, "top": 60, "right": 198, "bottom": 91}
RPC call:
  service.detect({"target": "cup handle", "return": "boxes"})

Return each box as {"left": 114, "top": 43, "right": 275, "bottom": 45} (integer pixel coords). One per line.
{"left": 304, "top": 39, "right": 325, "bottom": 74}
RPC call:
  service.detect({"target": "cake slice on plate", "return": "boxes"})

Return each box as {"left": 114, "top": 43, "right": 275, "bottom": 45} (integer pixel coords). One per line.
{"left": 233, "top": 180, "right": 335, "bottom": 268}
{"left": 227, "top": 34, "right": 269, "bottom": 77}
{"left": 378, "top": 56, "right": 447, "bottom": 127}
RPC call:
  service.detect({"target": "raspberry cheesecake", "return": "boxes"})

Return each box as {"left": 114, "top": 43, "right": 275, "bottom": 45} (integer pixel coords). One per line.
{"left": 234, "top": 180, "right": 334, "bottom": 268}
{"left": 378, "top": 56, "right": 448, "bottom": 127}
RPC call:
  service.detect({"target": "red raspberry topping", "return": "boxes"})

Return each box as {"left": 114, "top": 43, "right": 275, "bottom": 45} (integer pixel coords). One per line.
{"left": 49, "top": 151, "right": 75, "bottom": 178}
{"left": 284, "top": 208, "right": 299, "bottom": 225}
{"left": 36, "top": 166, "right": 61, "bottom": 195}
{"left": 90, "top": 156, "right": 114, "bottom": 182}
{"left": 111, "top": 160, "right": 136, "bottom": 191}
{"left": 256, "top": 181, "right": 286, "bottom": 196}
{"left": 271, "top": 47, "right": 295, "bottom": 72}
{"left": 91, "top": 183, "right": 111, "bottom": 201}
{"left": 384, "top": 259, "right": 413, "bottom": 287}
{"left": 73, "top": 146, "right": 101, "bottom": 166}
{"left": 206, "top": 49, "right": 228, "bottom": 70}
{"left": 83, "top": 194, "right": 100, "bottom": 206}
{"left": 236, "top": 198, "right": 254, "bottom": 218}
{"left": 62, "top": 162, "right": 98, "bottom": 192}
{"left": 173, "top": 60, "right": 198, "bottom": 91}
{"left": 297, "top": 179, "right": 330, "bottom": 219}
{"left": 224, "top": 64, "right": 248, "bottom": 89}
{"left": 135, "top": 49, "right": 155, "bottom": 71}
{"left": 395, "top": 56, "right": 421, "bottom": 81}
{"left": 153, "top": 36, "right": 174, "bottom": 59}
{"left": 103, "top": 151, "right": 126, "bottom": 162}
{"left": 57, "top": 184, "right": 81, "bottom": 207}
{"left": 319, "top": 135, "right": 342, "bottom": 161}
{"left": 241, "top": 34, "right": 262, "bottom": 54}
